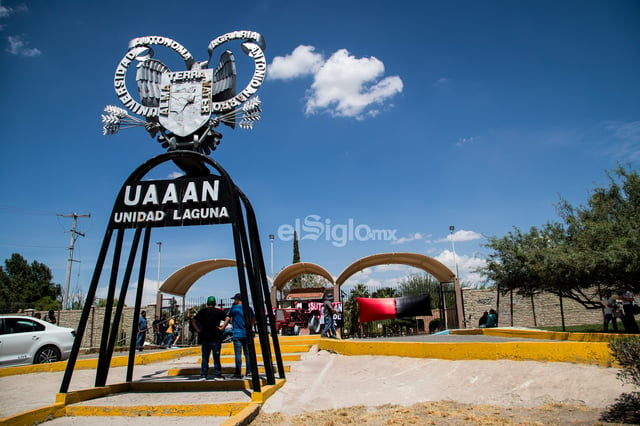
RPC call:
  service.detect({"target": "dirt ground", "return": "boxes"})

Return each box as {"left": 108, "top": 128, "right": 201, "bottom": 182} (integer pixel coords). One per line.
{"left": 254, "top": 400, "right": 614, "bottom": 425}
{"left": 253, "top": 347, "right": 635, "bottom": 425}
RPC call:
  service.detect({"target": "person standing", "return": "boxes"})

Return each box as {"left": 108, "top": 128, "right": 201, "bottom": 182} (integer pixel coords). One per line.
{"left": 321, "top": 296, "right": 336, "bottom": 338}
{"left": 186, "top": 311, "right": 197, "bottom": 345}
{"left": 165, "top": 316, "right": 175, "bottom": 346}
{"left": 620, "top": 288, "right": 639, "bottom": 333}
{"left": 221, "top": 293, "right": 255, "bottom": 378}
{"left": 478, "top": 311, "right": 489, "bottom": 328}
{"left": 152, "top": 315, "right": 161, "bottom": 346}
{"left": 486, "top": 309, "right": 498, "bottom": 328}
{"left": 602, "top": 290, "right": 618, "bottom": 333}
{"left": 192, "top": 296, "right": 226, "bottom": 381}
{"left": 158, "top": 313, "right": 168, "bottom": 346}
{"left": 136, "top": 310, "right": 148, "bottom": 351}
{"left": 46, "top": 310, "right": 57, "bottom": 325}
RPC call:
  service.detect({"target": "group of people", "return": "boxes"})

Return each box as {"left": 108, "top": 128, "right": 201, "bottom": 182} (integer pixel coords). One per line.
{"left": 136, "top": 311, "right": 180, "bottom": 351}
{"left": 602, "top": 287, "right": 639, "bottom": 334}
{"left": 478, "top": 309, "right": 498, "bottom": 328}
{"left": 192, "top": 293, "right": 254, "bottom": 381}
{"left": 17, "top": 308, "right": 57, "bottom": 324}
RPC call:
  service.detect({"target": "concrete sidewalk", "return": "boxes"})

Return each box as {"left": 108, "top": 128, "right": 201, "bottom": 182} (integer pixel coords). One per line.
{"left": 0, "top": 330, "right": 627, "bottom": 424}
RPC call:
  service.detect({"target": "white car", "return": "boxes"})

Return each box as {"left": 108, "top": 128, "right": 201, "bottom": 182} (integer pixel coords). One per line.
{"left": 0, "top": 315, "right": 76, "bottom": 366}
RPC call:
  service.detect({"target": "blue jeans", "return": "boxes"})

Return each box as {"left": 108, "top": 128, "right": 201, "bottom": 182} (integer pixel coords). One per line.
{"left": 164, "top": 333, "right": 174, "bottom": 346}
{"left": 200, "top": 339, "right": 222, "bottom": 378}
{"left": 136, "top": 331, "right": 146, "bottom": 349}
{"left": 232, "top": 337, "right": 251, "bottom": 375}
{"left": 322, "top": 315, "right": 335, "bottom": 337}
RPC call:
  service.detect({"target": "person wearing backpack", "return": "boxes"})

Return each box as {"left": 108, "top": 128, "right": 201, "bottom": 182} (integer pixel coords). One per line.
{"left": 192, "top": 296, "right": 227, "bottom": 380}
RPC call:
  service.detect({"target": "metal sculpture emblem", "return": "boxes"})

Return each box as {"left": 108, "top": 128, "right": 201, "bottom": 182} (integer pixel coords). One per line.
{"left": 102, "top": 32, "right": 265, "bottom": 154}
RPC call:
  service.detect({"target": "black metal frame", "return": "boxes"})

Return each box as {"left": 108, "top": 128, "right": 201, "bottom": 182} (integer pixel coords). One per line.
{"left": 60, "top": 151, "right": 283, "bottom": 393}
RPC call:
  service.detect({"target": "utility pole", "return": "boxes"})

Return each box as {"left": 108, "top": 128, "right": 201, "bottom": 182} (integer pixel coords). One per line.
{"left": 59, "top": 213, "right": 90, "bottom": 310}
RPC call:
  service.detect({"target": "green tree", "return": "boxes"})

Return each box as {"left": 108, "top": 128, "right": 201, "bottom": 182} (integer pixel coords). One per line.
{"left": 0, "top": 253, "right": 61, "bottom": 313}
{"left": 558, "top": 165, "right": 640, "bottom": 292}
{"left": 343, "top": 283, "right": 369, "bottom": 337}
{"left": 96, "top": 298, "right": 122, "bottom": 307}
{"left": 372, "top": 287, "right": 397, "bottom": 298}
{"left": 480, "top": 166, "right": 640, "bottom": 308}
{"left": 290, "top": 231, "right": 302, "bottom": 289}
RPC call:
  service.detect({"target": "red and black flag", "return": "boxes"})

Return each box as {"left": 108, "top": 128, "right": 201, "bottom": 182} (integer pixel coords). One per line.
{"left": 356, "top": 294, "right": 432, "bottom": 323}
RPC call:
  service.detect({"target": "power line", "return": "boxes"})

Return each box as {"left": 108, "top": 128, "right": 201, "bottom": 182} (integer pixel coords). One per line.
{"left": 58, "top": 213, "right": 91, "bottom": 310}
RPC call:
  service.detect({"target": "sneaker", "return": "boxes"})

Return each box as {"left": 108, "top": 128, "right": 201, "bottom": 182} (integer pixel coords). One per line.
{"left": 199, "top": 376, "right": 207, "bottom": 381}
{"left": 231, "top": 373, "right": 243, "bottom": 379}
{"left": 213, "top": 375, "right": 225, "bottom": 381}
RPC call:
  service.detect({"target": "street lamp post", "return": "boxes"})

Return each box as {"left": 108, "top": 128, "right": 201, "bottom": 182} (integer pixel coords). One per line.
{"left": 156, "top": 241, "right": 162, "bottom": 318}
{"left": 449, "top": 225, "right": 466, "bottom": 328}
{"left": 269, "top": 234, "right": 274, "bottom": 278}
{"left": 449, "top": 226, "right": 459, "bottom": 279}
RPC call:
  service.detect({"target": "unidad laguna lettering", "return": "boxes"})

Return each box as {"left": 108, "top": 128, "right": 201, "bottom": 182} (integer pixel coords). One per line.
{"left": 111, "top": 177, "right": 232, "bottom": 228}
{"left": 112, "top": 207, "right": 229, "bottom": 224}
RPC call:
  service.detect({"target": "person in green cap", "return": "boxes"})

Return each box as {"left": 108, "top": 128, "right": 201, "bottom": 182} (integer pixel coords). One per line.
{"left": 192, "top": 296, "right": 226, "bottom": 380}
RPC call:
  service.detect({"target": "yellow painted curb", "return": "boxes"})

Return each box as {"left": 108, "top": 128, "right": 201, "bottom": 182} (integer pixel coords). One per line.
{"left": 65, "top": 402, "right": 250, "bottom": 417}
{"left": 0, "top": 346, "right": 200, "bottom": 377}
{"left": 0, "top": 339, "right": 315, "bottom": 378}
{"left": 318, "top": 339, "right": 614, "bottom": 366}
{"left": 221, "top": 402, "right": 262, "bottom": 426}
{"left": 0, "top": 403, "right": 65, "bottom": 425}
{"left": 222, "top": 380, "right": 286, "bottom": 426}
{"left": 451, "top": 327, "right": 630, "bottom": 342}
{"left": 250, "top": 379, "right": 286, "bottom": 403}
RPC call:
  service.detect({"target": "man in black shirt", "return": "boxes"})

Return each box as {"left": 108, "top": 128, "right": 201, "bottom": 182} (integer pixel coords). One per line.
{"left": 192, "top": 296, "right": 227, "bottom": 380}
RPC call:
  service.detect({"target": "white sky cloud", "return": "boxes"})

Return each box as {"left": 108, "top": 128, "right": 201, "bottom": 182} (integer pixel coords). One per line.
{"left": 1, "top": 3, "right": 39, "bottom": 57}
{"left": 268, "top": 45, "right": 324, "bottom": 80}
{"left": 601, "top": 120, "right": 640, "bottom": 161}
{"left": 6, "top": 35, "right": 41, "bottom": 57}
{"left": 434, "top": 250, "right": 487, "bottom": 288}
{"left": 95, "top": 278, "right": 160, "bottom": 307}
{"left": 391, "top": 232, "right": 423, "bottom": 245}
{"left": 269, "top": 45, "right": 403, "bottom": 119}
{"left": 435, "top": 229, "right": 483, "bottom": 243}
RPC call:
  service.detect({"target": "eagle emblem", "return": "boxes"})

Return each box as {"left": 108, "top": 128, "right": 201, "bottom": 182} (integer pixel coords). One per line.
{"left": 102, "top": 32, "right": 265, "bottom": 155}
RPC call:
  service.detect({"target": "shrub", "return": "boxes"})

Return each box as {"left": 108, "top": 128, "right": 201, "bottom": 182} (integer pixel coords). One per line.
{"left": 601, "top": 336, "right": 640, "bottom": 423}
{"left": 609, "top": 336, "right": 640, "bottom": 387}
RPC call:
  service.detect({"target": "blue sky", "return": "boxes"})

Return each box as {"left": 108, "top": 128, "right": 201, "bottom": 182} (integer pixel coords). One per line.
{"left": 1, "top": 1, "right": 638, "bottom": 307}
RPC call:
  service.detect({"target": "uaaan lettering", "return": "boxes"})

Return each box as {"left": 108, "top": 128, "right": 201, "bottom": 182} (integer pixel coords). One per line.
{"left": 123, "top": 180, "right": 219, "bottom": 206}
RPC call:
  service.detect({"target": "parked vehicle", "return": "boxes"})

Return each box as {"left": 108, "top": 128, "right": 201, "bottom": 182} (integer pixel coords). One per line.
{"left": 0, "top": 315, "right": 76, "bottom": 366}
{"left": 275, "top": 288, "right": 342, "bottom": 335}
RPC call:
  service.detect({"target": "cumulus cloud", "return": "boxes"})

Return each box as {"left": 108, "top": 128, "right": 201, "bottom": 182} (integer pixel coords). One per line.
{"left": 6, "top": 35, "right": 40, "bottom": 57}
{"left": 269, "top": 45, "right": 403, "bottom": 119}
{"left": 456, "top": 137, "right": 474, "bottom": 147}
{"left": 96, "top": 278, "right": 159, "bottom": 306}
{"left": 434, "top": 250, "right": 487, "bottom": 288}
{"left": 0, "top": 1, "right": 27, "bottom": 18}
{"left": 268, "top": 45, "right": 324, "bottom": 80}
{"left": 391, "top": 232, "right": 423, "bottom": 245}
{"left": 1, "top": 3, "right": 40, "bottom": 57}
{"left": 435, "top": 229, "right": 483, "bottom": 243}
